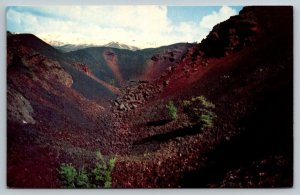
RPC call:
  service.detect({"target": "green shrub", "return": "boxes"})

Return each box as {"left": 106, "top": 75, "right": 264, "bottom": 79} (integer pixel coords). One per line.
{"left": 200, "top": 111, "right": 216, "bottom": 128}
{"left": 182, "top": 95, "right": 216, "bottom": 129}
{"left": 58, "top": 151, "right": 116, "bottom": 188}
{"left": 59, "top": 163, "right": 78, "bottom": 188}
{"left": 92, "top": 151, "right": 116, "bottom": 188}
{"left": 183, "top": 100, "right": 191, "bottom": 109}
{"left": 191, "top": 96, "right": 215, "bottom": 109}
{"left": 76, "top": 168, "right": 90, "bottom": 188}
{"left": 166, "top": 101, "right": 177, "bottom": 120}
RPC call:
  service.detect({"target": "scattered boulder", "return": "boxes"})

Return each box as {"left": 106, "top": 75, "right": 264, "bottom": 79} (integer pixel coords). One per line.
{"left": 132, "top": 104, "right": 138, "bottom": 109}
{"left": 119, "top": 103, "right": 125, "bottom": 110}
{"left": 163, "top": 80, "right": 169, "bottom": 86}
{"left": 113, "top": 80, "right": 163, "bottom": 112}
{"left": 166, "top": 66, "right": 172, "bottom": 73}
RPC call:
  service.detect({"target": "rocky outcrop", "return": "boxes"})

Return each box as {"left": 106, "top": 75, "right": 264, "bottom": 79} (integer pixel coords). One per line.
{"left": 7, "top": 87, "right": 35, "bottom": 124}
{"left": 22, "top": 54, "right": 73, "bottom": 88}
{"left": 199, "top": 8, "right": 259, "bottom": 57}
{"left": 7, "top": 40, "right": 74, "bottom": 88}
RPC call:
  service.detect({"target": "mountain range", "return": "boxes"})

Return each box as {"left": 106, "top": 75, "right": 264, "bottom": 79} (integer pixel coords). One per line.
{"left": 42, "top": 38, "right": 141, "bottom": 52}
{"left": 52, "top": 41, "right": 140, "bottom": 52}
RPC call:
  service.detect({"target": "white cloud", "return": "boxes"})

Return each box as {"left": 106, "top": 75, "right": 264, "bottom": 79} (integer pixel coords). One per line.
{"left": 200, "top": 6, "right": 237, "bottom": 30}
{"left": 7, "top": 6, "right": 238, "bottom": 48}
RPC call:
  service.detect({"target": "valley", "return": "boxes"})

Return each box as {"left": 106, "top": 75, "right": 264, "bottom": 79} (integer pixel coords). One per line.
{"left": 7, "top": 6, "right": 293, "bottom": 188}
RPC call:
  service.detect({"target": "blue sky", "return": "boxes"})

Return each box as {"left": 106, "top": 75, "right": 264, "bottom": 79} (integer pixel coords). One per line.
{"left": 7, "top": 6, "right": 242, "bottom": 48}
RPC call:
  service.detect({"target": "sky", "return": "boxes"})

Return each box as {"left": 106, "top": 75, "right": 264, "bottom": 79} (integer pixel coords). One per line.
{"left": 6, "top": 6, "right": 243, "bottom": 48}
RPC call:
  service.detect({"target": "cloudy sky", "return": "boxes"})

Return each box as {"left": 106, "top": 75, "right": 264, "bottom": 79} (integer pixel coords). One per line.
{"left": 6, "top": 6, "right": 242, "bottom": 48}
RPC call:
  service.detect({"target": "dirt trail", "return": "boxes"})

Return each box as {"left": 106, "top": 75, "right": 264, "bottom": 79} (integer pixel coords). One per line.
{"left": 89, "top": 73, "right": 121, "bottom": 95}
{"left": 103, "top": 50, "right": 125, "bottom": 85}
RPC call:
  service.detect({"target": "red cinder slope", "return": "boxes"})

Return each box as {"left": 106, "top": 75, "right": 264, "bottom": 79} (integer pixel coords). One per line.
{"left": 109, "top": 6, "right": 293, "bottom": 187}
{"left": 7, "top": 34, "right": 118, "bottom": 187}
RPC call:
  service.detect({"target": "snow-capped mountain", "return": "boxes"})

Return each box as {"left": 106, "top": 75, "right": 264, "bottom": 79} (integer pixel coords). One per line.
{"left": 38, "top": 34, "right": 140, "bottom": 52}
{"left": 45, "top": 41, "right": 140, "bottom": 52}
{"left": 53, "top": 44, "right": 97, "bottom": 52}
{"left": 103, "top": 41, "right": 140, "bottom": 51}
{"left": 52, "top": 42, "right": 140, "bottom": 52}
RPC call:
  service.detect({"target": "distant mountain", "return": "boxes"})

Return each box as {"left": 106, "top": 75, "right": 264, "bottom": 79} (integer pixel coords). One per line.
{"left": 47, "top": 40, "right": 65, "bottom": 47}
{"left": 38, "top": 34, "right": 140, "bottom": 52}
{"left": 53, "top": 43, "right": 97, "bottom": 52}
{"left": 103, "top": 41, "right": 140, "bottom": 51}
{"left": 52, "top": 42, "right": 140, "bottom": 52}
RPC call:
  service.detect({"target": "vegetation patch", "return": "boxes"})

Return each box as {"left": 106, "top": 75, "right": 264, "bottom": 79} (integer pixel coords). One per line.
{"left": 58, "top": 151, "right": 116, "bottom": 188}
{"left": 166, "top": 101, "right": 177, "bottom": 120}
{"left": 183, "top": 95, "right": 217, "bottom": 129}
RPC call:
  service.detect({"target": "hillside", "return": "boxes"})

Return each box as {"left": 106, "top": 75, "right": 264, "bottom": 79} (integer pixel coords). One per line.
{"left": 67, "top": 43, "right": 193, "bottom": 85}
{"left": 7, "top": 6, "right": 293, "bottom": 188}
